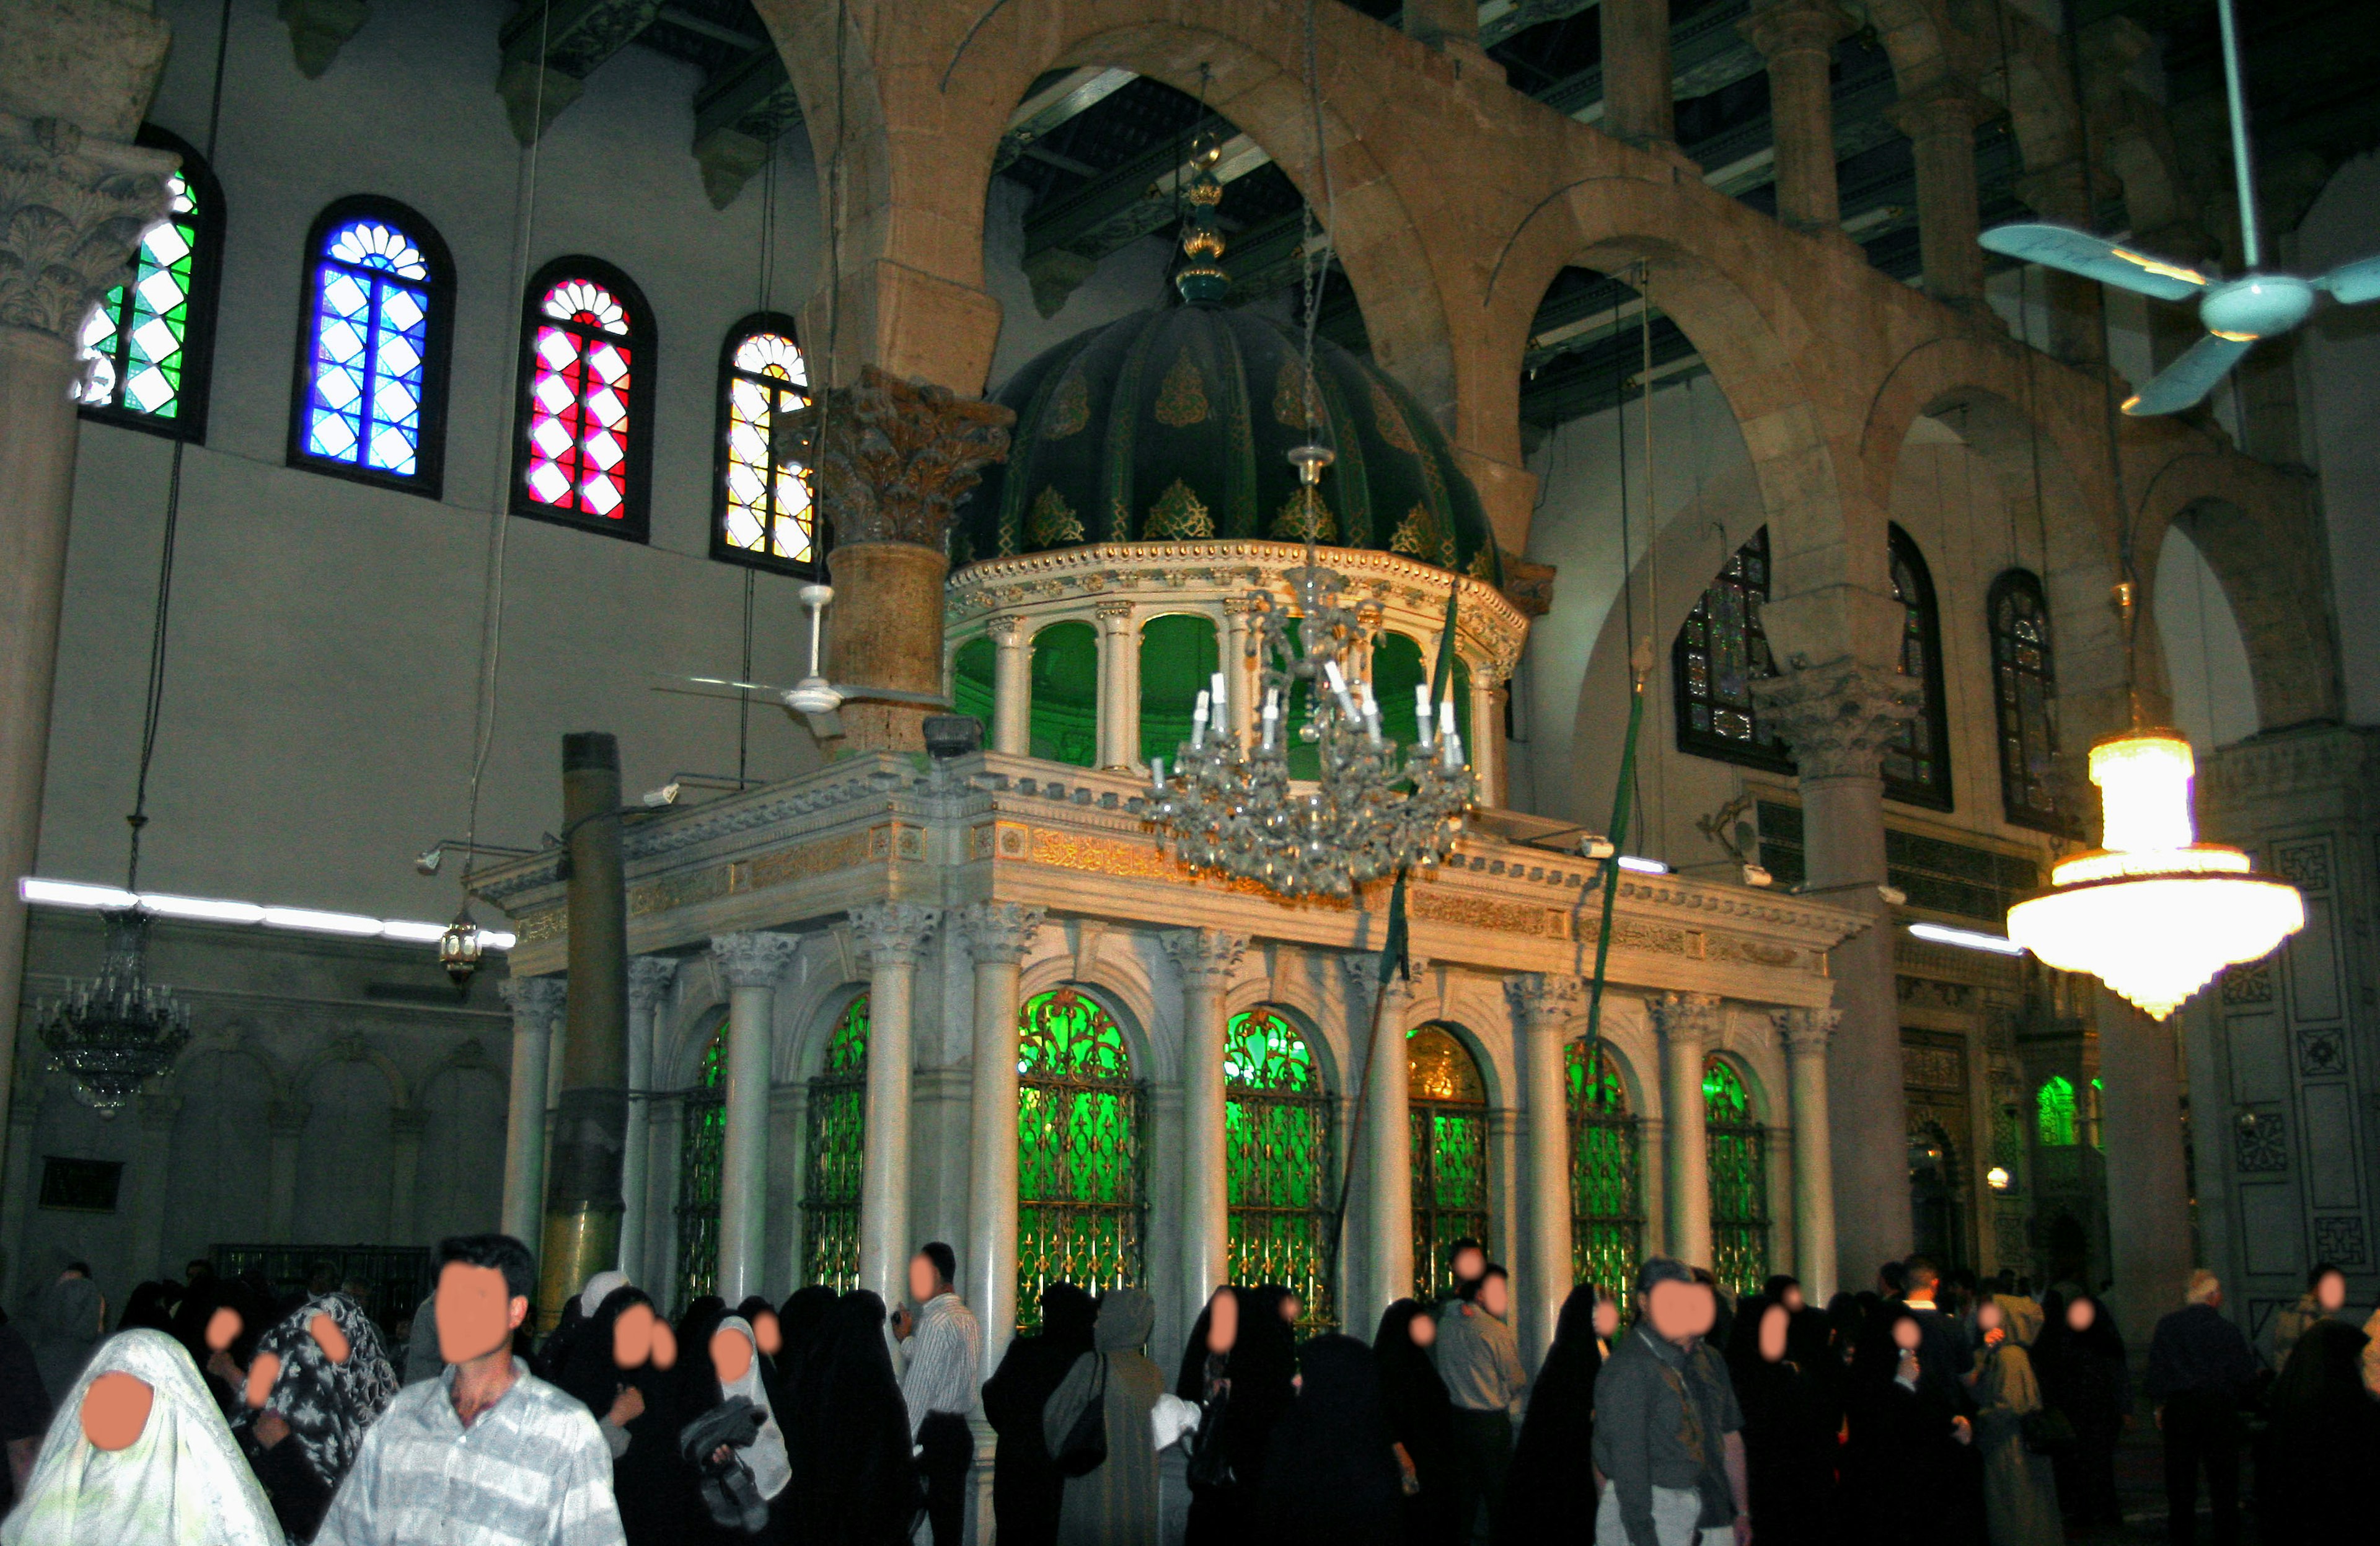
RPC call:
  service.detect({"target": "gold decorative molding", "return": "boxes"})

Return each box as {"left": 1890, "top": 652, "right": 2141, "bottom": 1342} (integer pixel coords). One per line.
{"left": 1408, "top": 889, "right": 1566, "bottom": 938}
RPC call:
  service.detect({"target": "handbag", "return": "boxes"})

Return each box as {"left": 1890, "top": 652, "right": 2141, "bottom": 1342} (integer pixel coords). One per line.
{"left": 1185, "top": 1387, "right": 1234, "bottom": 1490}
{"left": 1052, "top": 1356, "right": 1110, "bottom": 1477}
{"left": 2021, "top": 1406, "right": 2076, "bottom": 1455}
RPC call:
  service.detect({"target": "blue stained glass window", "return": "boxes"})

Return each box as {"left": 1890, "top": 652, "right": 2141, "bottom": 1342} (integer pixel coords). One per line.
{"left": 290, "top": 199, "right": 449, "bottom": 493}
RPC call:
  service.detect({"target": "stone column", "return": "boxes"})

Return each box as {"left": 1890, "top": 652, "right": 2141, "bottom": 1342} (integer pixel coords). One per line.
{"left": 1753, "top": 658, "right": 1921, "bottom": 1290}
{"left": 1600, "top": 0, "right": 1676, "bottom": 148}
{"left": 1649, "top": 993, "right": 1720, "bottom": 1267}
{"left": 2097, "top": 991, "right": 2193, "bottom": 1351}
{"left": 1165, "top": 929, "right": 1248, "bottom": 1330}
{"left": 1347, "top": 955, "right": 1417, "bottom": 1318}
{"left": 1222, "top": 597, "right": 1259, "bottom": 744}
{"left": 622, "top": 956, "right": 679, "bottom": 1288}
{"left": 1097, "top": 601, "right": 1137, "bottom": 771}
{"left": 956, "top": 901, "right": 1044, "bottom": 1377}
{"left": 1509, "top": 974, "right": 1584, "bottom": 1369}
{"left": 127, "top": 1091, "right": 181, "bottom": 1280}
{"left": 1887, "top": 89, "right": 1985, "bottom": 305}
{"left": 1, "top": 1097, "right": 36, "bottom": 1304}
{"left": 1773, "top": 1007, "right": 1842, "bottom": 1303}
{"left": 0, "top": 113, "right": 175, "bottom": 1166}
{"left": 647, "top": 1098, "right": 685, "bottom": 1302}
{"left": 989, "top": 615, "right": 1029, "bottom": 755}
{"left": 850, "top": 903, "right": 942, "bottom": 1304}
{"left": 499, "top": 977, "right": 567, "bottom": 1244}
{"left": 267, "top": 1101, "right": 309, "bottom": 1242}
{"left": 1741, "top": 0, "right": 1855, "bottom": 232}
{"left": 1472, "top": 674, "right": 1506, "bottom": 810}
{"left": 709, "top": 933, "right": 799, "bottom": 1307}
{"left": 387, "top": 1107, "right": 427, "bottom": 1248}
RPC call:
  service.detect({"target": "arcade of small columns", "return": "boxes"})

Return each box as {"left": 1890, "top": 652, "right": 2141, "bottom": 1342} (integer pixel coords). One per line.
{"left": 493, "top": 912, "right": 1845, "bottom": 1374}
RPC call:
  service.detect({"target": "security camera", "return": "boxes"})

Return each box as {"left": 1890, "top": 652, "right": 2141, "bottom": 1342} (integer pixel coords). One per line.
{"left": 1877, "top": 884, "right": 1907, "bottom": 907}
{"left": 641, "top": 782, "right": 681, "bottom": 808}
{"left": 1580, "top": 837, "right": 1617, "bottom": 861}
{"left": 414, "top": 846, "right": 444, "bottom": 877}
{"left": 1742, "top": 864, "right": 1773, "bottom": 888}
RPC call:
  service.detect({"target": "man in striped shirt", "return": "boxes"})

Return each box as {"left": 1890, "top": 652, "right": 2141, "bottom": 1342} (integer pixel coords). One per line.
{"left": 315, "top": 1234, "right": 625, "bottom": 1546}
{"left": 894, "top": 1241, "right": 983, "bottom": 1546}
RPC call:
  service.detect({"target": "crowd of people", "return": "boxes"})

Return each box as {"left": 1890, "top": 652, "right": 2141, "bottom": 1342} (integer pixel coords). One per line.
{"left": 0, "top": 1234, "right": 2376, "bottom": 1546}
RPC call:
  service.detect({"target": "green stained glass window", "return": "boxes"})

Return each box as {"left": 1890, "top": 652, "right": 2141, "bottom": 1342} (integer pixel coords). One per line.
{"left": 1370, "top": 633, "right": 1472, "bottom": 758}
{"left": 801, "top": 993, "right": 869, "bottom": 1291}
{"left": 1408, "top": 1023, "right": 1491, "bottom": 1299}
{"left": 79, "top": 128, "right": 217, "bottom": 437}
{"left": 2087, "top": 1077, "right": 2104, "bottom": 1151}
{"left": 1225, "top": 1006, "right": 1336, "bottom": 1332}
{"left": 674, "top": 1027, "right": 730, "bottom": 1311}
{"left": 1567, "top": 1039, "right": 1643, "bottom": 1296}
{"left": 953, "top": 635, "right": 995, "bottom": 731}
{"left": 1029, "top": 621, "right": 1100, "bottom": 766}
{"left": 1016, "top": 987, "right": 1145, "bottom": 1330}
{"left": 1140, "top": 613, "right": 1219, "bottom": 770}
{"left": 2037, "top": 1076, "right": 2078, "bottom": 1148}
{"left": 1703, "top": 1056, "right": 1770, "bottom": 1298}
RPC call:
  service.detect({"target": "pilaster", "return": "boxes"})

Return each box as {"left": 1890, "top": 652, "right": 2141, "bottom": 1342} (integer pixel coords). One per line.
{"left": 499, "top": 977, "right": 567, "bottom": 1244}
{"left": 1772, "top": 1005, "right": 1842, "bottom": 1302}
{"left": 622, "top": 955, "right": 679, "bottom": 1286}
{"left": 1166, "top": 928, "right": 1248, "bottom": 1329}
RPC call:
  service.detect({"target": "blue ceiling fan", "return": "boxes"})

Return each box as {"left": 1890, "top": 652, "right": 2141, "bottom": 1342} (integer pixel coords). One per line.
{"left": 1977, "top": 0, "right": 2380, "bottom": 415}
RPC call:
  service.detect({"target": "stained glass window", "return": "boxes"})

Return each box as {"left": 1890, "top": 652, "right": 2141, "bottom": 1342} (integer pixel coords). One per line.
{"left": 715, "top": 315, "right": 816, "bottom": 571}
{"left": 1225, "top": 1006, "right": 1336, "bottom": 1332}
{"left": 1884, "top": 526, "right": 1953, "bottom": 809}
{"left": 1703, "top": 1056, "right": 1770, "bottom": 1298}
{"left": 1567, "top": 1039, "right": 1642, "bottom": 1296}
{"left": 1408, "top": 1023, "right": 1491, "bottom": 1299}
{"left": 1988, "top": 570, "right": 2061, "bottom": 831}
{"left": 2036, "top": 1076, "right": 2078, "bottom": 1147}
{"left": 674, "top": 1027, "right": 729, "bottom": 1311}
{"left": 1675, "top": 527, "right": 1793, "bottom": 771}
{"left": 2088, "top": 1077, "right": 2104, "bottom": 1151}
{"left": 513, "top": 257, "right": 652, "bottom": 538}
{"left": 801, "top": 993, "right": 868, "bottom": 1291}
{"left": 290, "top": 197, "right": 451, "bottom": 494}
{"left": 79, "top": 126, "right": 219, "bottom": 438}
{"left": 1016, "top": 987, "right": 1145, "bottom": 1331}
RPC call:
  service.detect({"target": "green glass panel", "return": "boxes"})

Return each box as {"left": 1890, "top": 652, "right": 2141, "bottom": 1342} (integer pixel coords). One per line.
{"left": 1566, "top": 1040, "right": 1642, "bottom": 1294}
{"left": 1701, "top": 1056, "right": 1769, "bottom": 1298}
{"left": 1278, "top": 617, "right": 1320, "bottom": 781}
{"left": 1372, "top": 633, "right": 1428, "bottom": 749}
{"left": 673, "top": 1027, "right": 731, "bottom": 1311}
{"left": 2037, "top": 1076, "right": 2077, "bottom": 1148}
{"left": 1139, "top": 613, "right": 1219, "bottom": 769}
{"left": 80, "top": 168, "right": 197, "bottom": 420}
{"left": 1029, "top": 620, "right": 1100, "bottom": 766}
{"left": 953, "top": 636, "right": 995, "bottom": 732}
{"left": 1016, "top": 988, "right": 1144, "bottom": 1331}
{"left": 1225, "top": 1006, "right": 1336, "bottom": 1332}
{"left": 801, "top": 992, "right": 869, "bottom": 1291}
{"left": 1408, "top": 1023, "right": 1490, "bottom": 1299}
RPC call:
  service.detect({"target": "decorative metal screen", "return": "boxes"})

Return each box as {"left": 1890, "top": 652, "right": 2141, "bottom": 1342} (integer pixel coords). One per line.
{"left": 1408, "top": 1024, "right": 1491, "bottom": 1299}
{"left": 1016, "top": 987, "right": 1145, "bottom": 1331}
{"left": 801, "top": 993, "right": 868, "bottom": 1291}
{"left": 1225, "top": 1005, "right": 1337, "bottom": 1332}
{"left": 1703, "top": 1056, "right": 1771, "bottom": 1296}
{"left": 1566, "top": 1039, "right": 1643, "bottom": 1296}
{"left": 1883, "top": 525, "right": 1953, "bottom": 809}
{"left": 1674, "top": 526, "right": 1792, "bottom": 772}
{"left": 672, "top": 1029, "right": 728, "bottom": 1311}
{"left": 1988, "top": 569, "right": 2061, "bottom": 832}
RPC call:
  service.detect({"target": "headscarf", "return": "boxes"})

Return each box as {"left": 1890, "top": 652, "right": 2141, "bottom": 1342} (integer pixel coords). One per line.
{"left": 1220, "top": 1285, "right": 1297, "bottom": 1455}
{"left": 1501, "top": 1287, "right": 1603, "bottom": 1545}
{"left": 115, "top": 1284, "right": 176, "bottom": 1335}
{"left": 0, "top": 1329, "right": 279, "bottom": 1546}
{"left": 580, "top": 1271, "right": 630, "bottom": 1323}
{"left": 715, "top": 1315, "right": 791, "bottom": 1501}
{"left": 1991, "top": 1293, "right": 2044, "bottom": 1348}
{"left": 785, "top": 1292, "right": 915, "bottom": 1546}
{"left": 1254, "top": 1333, "right": 1403, "bottom": 1545}
{"left": 557, "top": 1284, "right": 685, "bottom": 1544}
{"left": 242, "top": 1293, "right": 398, "bottom": 1492}
{"left": 1176, "top": 1286, "right": 1236, "bottom": 1400}
{"left": 28, "top": 1276, "right": 104, "bottom": 1406}
{"left": 779, "top": 1285, "right": 839, "bottom": 1371}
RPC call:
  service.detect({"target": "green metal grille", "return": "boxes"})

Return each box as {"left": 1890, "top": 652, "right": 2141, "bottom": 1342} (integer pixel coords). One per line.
{"left": 1225, "top": 1005, "right": 1337, "bottom": 1332}
{"left": 1566, "top": 1040, "right": 1643, "bottom": 1296}
{"left": 673, "top": 1029, "right": 729, "bottom": 1311}
{"left": 1703, "top": 1057, "right": 1770, "bottom": 1297}
{"left": 1016, "top": 987, "right": 1145, "bottom": 1331}
{"left": 801, "top": 993, "right": 869, "bottom": 1292}
{"left": 1408, "top": 1024, "right": 1491, "bottom": 1299}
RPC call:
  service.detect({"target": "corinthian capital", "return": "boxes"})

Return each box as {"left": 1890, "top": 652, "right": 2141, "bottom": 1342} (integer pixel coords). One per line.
{"left": 1163, "top": 928, "right": 1247, "bottom": 987}
{"left": 1772, "top": 1005, "right": 1842, "bottom": 1056}
{"left": 848, "top": 903, "right": 942, "bottom": 968}
{"left": 628, "top": 955, "right": 680, "bottom": 1011}
{"left": 500, "top": 975, "right": 566, "bottom": 1026}
{"left": 1750, "top": 658, "right": 1924, "bottom": 780}
{"left": 1646, "top": 990, "right": 1723, "bottom": 1049}
{"left": 0, "top": 113, "right": 177, "bottom": 343}
{"left": 710, "top": 931, "right": 801, "bottom": 988}
{"left": 1506, "top": 973, "right": 1585, "bottom": 1030}
{"left": 780, "top": 367, "right": 1014, "bottom": 549}
{"left": 955, "top": 902, "right": 1045, "bottom": 965}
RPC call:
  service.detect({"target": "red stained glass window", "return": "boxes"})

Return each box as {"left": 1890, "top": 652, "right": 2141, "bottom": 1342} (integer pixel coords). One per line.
{"left": 511, "top": 258, "right": 651, "bottom": 538}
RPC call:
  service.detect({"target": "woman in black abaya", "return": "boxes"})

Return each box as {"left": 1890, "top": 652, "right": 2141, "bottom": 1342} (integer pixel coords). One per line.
{"left": 1373, "top": 1299, "right": 1460, "bottom": 1546}
{"left": 557, "top": 1284, "right": 684, "bottom": 1546}
{"left": 1186, "top": 1285, "right": 1294, "bottom": 1546}
{"left": 1727, "top": 1297, "right": 1843, "bottom": 1546}
{"left": 2257, "top": 1317, "right": 2380, "bottom": 1542}
{"left": 1495, "top": 1285, "right": 1602, "bottom": 1546}
{"left": 2032, "top": 1290, "right": 2128, "bottom": 1529}
{"left": 982, "top": 1283, "right": 1098, "bottom": 1546}
{"left": 1256, "top": 1332, "right": 1404, "bottom": 1546}
{"left": 785, "top": 1291, "right": 918, "bottom": 1546}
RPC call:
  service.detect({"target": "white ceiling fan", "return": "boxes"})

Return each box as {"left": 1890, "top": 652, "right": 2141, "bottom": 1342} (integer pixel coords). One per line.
{"left": 660, "top": 582, "right": 945, "bottom": 738}
{"left": 1978, "top": 0, "right": 2380, "bottom": 415}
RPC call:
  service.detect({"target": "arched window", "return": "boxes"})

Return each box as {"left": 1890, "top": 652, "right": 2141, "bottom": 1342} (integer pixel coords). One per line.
{"left": 2035, "top": 1075, "right": 2078, "bottom": 1148}
{"left": 289, "top": 196, "right": 454, "bottom": 494}
{"left": 1675, "top": 527, "right": 1793, "bottom": 771}
{"left": 80, "top": 125, "right": 222, "bottom": 439}
{"left": 1884, "top": 525, "right": 1952, "bottom": 809}
{"left": 1225, "top": 1005, "right": 1336, "bottom": 1332}
{"left": 1989, "top": 568, "right": 2061, "bottom": 829}
{"left": 1140, "top": 614, "right": 1220, "bottom": 770}
{"left": 674, "top": 1027, "right": 729, "bottom": 1309}
{"left": 800, "top": 993, "right": 868, "bottom": 1291}
{"left": 513, "top": 256, "right": 654, "bottom": 538}
{"left": 953, "top": 635, "right": 995, "bottom": 727}
{"left": 714, "top": 314, "right": 816, "bottom": 571}
{"left": 1567, "top": 1039, "right": 1643, "bottom": 1294}
{"left": 1016, "top": 987, "right": 1145, "bottom": 1330}
{"left": 1408, "top": 1023, "right": 1491, "bottom": 1299}
{"left": 1029, "top": 621, "right": 1099, "bottom": 766}
{"left": 1703, "top": 1056, "right": 1770, "bottom": 1296}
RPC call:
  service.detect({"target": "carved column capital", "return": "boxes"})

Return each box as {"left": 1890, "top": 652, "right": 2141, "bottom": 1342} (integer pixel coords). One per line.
{"left": 1751, "top": 658, "right": 1925, "bottom": 780}
{"left": 986, "top": 614, "right": 1026, "bottom": 644}
{"left": 954, "top": 902, "right": 1045, "bottom": 965}
{"left": 1506, "top": 972, "right": 1585, "bottom": 1030}
{"left": 1163, "top": 928, "right": 1247, "bottom": 988}
{"left": 1221, "top": 595, "right": 1263, "bottom": 618}
{"left": 1646, "top": 990, "right": 1724, "bottom": 1050}
{"left": 0, "top": 113, "right": 177, "bottom": 344}
{"left": 1739, "top": 0, "right": 1854, "bottom": 64}
{"left": 1885, "top": 88, "right": 1978, "bottom": 147}
{"left": 848, "top": 903, "right": 942, "bottom": 969}
{"left": 500, "top": 975, "right": 567, "bottom": 1026}
{"left": 786, "top": 367, "right": 1015, "bottom": 550}
{"left": 708, "top": 931, "right": 801, "bottom": 989}
{"left": 628, "top": 955, "right": 680, "bottom": 1011}
{"left": 1773, "top": 1005, "right": 1842, "bottom": 1056}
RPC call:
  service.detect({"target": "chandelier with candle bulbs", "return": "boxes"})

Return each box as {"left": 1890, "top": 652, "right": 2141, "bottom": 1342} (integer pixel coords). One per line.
{"left": 34, "top": 908, "right": 192, "bottom": 1114}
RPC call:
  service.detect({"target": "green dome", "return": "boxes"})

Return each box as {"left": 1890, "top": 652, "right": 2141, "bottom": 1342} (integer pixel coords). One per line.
{"left": 958, "top": 301, "right": 1499, "bottom": 581}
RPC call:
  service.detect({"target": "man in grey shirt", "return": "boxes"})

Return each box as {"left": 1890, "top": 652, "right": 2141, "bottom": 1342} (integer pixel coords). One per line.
{"left": 1592, "top": 1257, "right": 1748, "bottom": 1546}
{"left": 1435, "top": 1261, "right": 1527, "bottom": 1540}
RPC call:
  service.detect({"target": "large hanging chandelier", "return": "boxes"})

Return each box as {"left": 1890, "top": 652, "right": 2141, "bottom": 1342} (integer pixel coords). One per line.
{"left": 2007, "top": 726, "right": 2301, "bottom": 1019}
{"left": 34, "top": 908, "right": 192, "bottom": 1113}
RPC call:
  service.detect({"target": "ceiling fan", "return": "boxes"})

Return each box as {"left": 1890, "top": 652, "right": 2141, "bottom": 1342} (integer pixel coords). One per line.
{"left": 659, "top": 581, "right": 945, "bottom": 738}
{"left": 1977, "top": 0, "right": 2380, "bottom": 416}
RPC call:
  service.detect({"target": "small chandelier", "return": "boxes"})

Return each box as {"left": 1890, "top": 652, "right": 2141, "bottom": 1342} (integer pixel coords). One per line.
{"left": 35, "top": 908, "right": 192, "bottom": 1114}
{"left": 2007, "top": 727, "right": 2302, "bottom": 1019}
{"left": 1148, "top": 454, "right": 1474, "bottom": 896}
{"left": 440, "top": 906, "right": 485, "bottom": 988}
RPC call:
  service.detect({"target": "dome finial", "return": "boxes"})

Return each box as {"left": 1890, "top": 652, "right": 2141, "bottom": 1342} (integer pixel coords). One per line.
{"left": 1174, "top": 131, "right": 1231, "bottom": 305}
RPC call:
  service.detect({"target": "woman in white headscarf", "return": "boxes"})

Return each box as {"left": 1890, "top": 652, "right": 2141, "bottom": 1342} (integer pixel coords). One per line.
{"left": 713, "top": 1315, "right": 790, "bottom": 1503}
{"left": 1, "top": 1327, "right": 278, "bottom": 1546}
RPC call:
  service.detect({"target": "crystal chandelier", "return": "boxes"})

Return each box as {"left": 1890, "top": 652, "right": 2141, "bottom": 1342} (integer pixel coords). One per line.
{"left": 34, "top": 908, "right": 192, "bottom": 1114}
{"left": 2006, "top": 727, "right": 2302, "bottom": 1019}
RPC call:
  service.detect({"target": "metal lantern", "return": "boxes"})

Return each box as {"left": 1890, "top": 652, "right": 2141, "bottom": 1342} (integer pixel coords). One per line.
{"left": 439, "top": 908, "right": 485, "bottom": 988}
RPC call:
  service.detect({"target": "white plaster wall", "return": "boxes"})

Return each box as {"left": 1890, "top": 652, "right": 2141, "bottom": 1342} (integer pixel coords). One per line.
{"left": 2298, "top": 153, "right": 2380, "bottom": 722}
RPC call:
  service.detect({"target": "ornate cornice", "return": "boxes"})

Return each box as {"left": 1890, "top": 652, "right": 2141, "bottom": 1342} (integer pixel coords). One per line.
{"left": 848, "top": 903, "right": 941, "bottom": 968}
{"left": 1162, "top": 927, "right": 1247, "bottom": 987}
{"left": 708, "top": 931, "right": 801, "bottom": 988}
{"left": 0, "top": 112, "right": 176, "bottom": 343}
{"left": 1750, "top": 658, "right": 1924, "bottom": 780}
{"left": 953, "top": 901, "right": 1044, "bottom": 965}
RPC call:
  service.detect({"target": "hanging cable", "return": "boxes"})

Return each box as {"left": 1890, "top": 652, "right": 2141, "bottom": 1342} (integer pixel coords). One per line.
{"left": 1639, "top": 260, "right": 1663, "bottom": 855}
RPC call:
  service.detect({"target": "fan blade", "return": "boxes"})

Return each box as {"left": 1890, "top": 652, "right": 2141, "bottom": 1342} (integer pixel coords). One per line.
{"left": 2319, "top": 253, "right": 2380, "bottom": 305}
{"left": 683, "top": 674, "right": 796, "bottom": 695}
{"left": 802, "top": 708, "right": 844, "bottom": 739}
{"left": 2122, "top": 333, "right": 2255, "bottom": 416}
{"left": 824, "top": 683, "right": 950, "bottom": 709}
{"left": 1978, "top": 222, "right": 2210, "bottom": 302}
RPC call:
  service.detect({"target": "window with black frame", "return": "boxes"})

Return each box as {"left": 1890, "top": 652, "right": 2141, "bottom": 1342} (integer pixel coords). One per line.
{"left": 1674, "top": 527, "right": 1794, "bottom": 773}
{"left": 1988, "top": 568, "right": 2063, "bottom": 831}
{"left": 1884, "top": 525, "right": 1953, "bottom": 809}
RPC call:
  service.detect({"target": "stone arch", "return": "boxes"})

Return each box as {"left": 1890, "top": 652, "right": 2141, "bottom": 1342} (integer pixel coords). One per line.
{"left": 1864, "top": 0, "right": 1967, "bottom": 100}
{"left": 1411, "top": 1016, "right": 1504, "bottom": 1112}
{"left": 662, "top": 1000, "right": 733, "bottom": 1091}
{"left": 1565, "top": 1019, "right": 1657, "bottom": 1123}
{"left": 413, "top": 1056, "right": 509, "bottom": 1247}
{"left": 785, "top": 981, "right": 873, "bottom": 1082}
{"left": 1018, "top": 957, "right": 1168, "bottom": 1086}
{"left": 1703, "top": 1042, "right": 1777, "bottom": 1127}
{"left": 1220, "top": 984, "right": 1347, "bottom": 1097}
{"left": 289, "top": 1036, "right": 411, "bottom": 1112}
{"left": 161, "top": 1045, "right": 279, "bottom": 1270}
